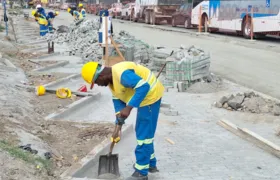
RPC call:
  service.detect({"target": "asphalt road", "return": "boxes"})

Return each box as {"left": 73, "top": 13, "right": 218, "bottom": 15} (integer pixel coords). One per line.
{"left": 52, "top": 10, "right": 280, "bottom": 99}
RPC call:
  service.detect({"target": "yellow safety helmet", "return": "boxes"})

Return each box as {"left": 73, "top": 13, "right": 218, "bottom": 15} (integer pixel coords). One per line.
{"left": 81, "top": 62, "right": 99, "bottom": 89}
{"left": 78, "top": 3, "right": 83, "bottom": 7}
{"left": 31, "top": 10, "right": 36, "bottom": 16}
{"left": 55, "top": 11, "right": 59, "bottom": 15}
{"left": 56, "top": 88, "right": 72, "bottom": 99}
{"left": 67, "top": 8, "right": 71, "bottom": 13}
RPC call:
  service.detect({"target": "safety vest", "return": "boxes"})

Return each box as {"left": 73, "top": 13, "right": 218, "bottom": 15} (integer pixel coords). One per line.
{"left": 109, "top": 62, "right": 164, "bottom": 107}
{"left": 38, "top": 16, "right": 48, "bottom": 26}
{"left": 73, "top": 10, "right": 83, "bottom": 20}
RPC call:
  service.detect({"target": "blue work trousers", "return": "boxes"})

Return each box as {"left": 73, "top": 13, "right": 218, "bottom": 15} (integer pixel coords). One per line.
{"left": 39, "top": 24, "right": 48, "bottom": 36}
{"left": 134, "top": 98, "right": 161, "bottom": 176}
{"left": 48, "top": 21, "right": 53, "bottom": 33}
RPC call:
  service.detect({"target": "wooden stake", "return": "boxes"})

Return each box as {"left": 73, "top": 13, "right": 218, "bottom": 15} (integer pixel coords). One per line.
{"left": 198, "top": 5, "right": 202, "bottom": 33}
{"left": 110, "top": 36, "right": 125, "bottom": 61}
{"left": 250, "top": 7, "right": 254, "bottom": 40}
{"left": 105, "top": 17, "right": 108, "bottom": 65}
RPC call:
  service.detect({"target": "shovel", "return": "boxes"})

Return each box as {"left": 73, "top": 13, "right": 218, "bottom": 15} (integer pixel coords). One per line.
{"left": 97, "top": 125, "right": 122, "bottom": 179}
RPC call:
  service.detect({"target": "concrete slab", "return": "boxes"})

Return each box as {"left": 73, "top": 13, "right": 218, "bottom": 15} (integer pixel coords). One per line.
{"left": 33, "top": 55, "right": 82, "bottom": 64}
{"left": 39, "top": 63, "right": 83, "bottom": 74}
{"left": 33, "top": 60, "right": 69, "bottom": 72}
{"left": 18, "top": 39, "right": 47, "bottom": 46}
{"left": 20, "top": 46, "right": 49, "bottom": 53}
{"left": 0, "top": 58, "right": 18, "bottom": 72}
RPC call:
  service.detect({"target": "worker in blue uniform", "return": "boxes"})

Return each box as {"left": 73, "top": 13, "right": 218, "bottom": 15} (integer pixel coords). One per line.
{"left": 32, "top": 10, "right": 48, "bottom": 36}
{"left": 36, "top": 4, "right": 46, "bottom": 17}
{"left": 78, "top": 3, "right": 86, "bottom": 18}
{"left": 67, "top": 7, "right": 83, "bottom": 21}
{"left": 46, "top": 11, "right": 59, "bottom": 33}
{"left": 81, "top": 61, "right": 164, "bottom": 180}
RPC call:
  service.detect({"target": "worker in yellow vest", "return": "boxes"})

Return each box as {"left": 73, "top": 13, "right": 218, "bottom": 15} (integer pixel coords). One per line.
{"left": 31, "top": 10, "right": 48, "bottom": 36}
{"left": 78, "top": 3, "right": 86, "bottom": 18}
{"left": 67, "top": 7, "right": 83, "bottom": 21}
{"left": 81, "top": 61, "right": 163, "bottom": 180}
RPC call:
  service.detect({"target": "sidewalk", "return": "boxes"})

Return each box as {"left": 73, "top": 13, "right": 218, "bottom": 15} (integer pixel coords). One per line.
{"left": 116, "top": 88, "right": 280, "bottom": 180}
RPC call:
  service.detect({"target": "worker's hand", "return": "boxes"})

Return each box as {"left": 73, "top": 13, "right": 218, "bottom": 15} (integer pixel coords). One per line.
{"left": 118, "top": 106, "right": 133, "bottom": 119}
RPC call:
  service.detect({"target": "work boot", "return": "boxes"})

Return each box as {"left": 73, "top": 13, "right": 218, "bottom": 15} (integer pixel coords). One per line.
{"left": 125, "top": 171, "right": 148, "bottom": 180}
{"left": 149, "top": 166, "right": 159, "bottom": 173}
{"left": 133, "top": 164, "right": 159, "bottom": 173}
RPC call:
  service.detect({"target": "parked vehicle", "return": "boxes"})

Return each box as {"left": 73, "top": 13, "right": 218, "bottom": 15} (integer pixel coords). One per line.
{"left": 171, "top": 3, "right": 192, "bottom": 28}
{"left": 108, "top": 3, "right": 122, "bottom": 18}
{"left": 134, "top": 0, "right": 182, "bottom": 24}
{"left": 121, "top": 3, "right": 135, "bottom": 20}
{"left": 60, "top": 3, "right": 69, "bottom": 10}
{"left": 191, "top": 0, "right": 280, "bottom": 38}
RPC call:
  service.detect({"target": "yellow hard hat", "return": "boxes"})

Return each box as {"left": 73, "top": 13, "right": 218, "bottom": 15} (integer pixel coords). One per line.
{"left": 67, "top": 8, "right": 71, "bottom": 13}
{"left": 81, "top": 62, "right": 99, "bottom": 88}
{"left": 55, "top": 11, "right": 59, "bottom": 15}
{"left": 78, "top": 3, "right": 83, "bottom": 7}
{"left": 36, "top": 85, "right": 46, "bottom": 96}
{"left": 31, "top": 10, "right": 36, "bottom": 16}
{"left": 56, "top": 88, "right": 72, "bottom": 99}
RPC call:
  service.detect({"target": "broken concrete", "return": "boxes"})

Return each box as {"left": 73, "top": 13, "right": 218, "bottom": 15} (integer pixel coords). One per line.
{"left": 216, "top": 92, "right": 280, "bottom": 116}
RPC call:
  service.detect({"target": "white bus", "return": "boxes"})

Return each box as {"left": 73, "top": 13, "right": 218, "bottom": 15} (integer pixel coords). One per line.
{"left": 191, "top": 0, "right": 280, "bottom": 38}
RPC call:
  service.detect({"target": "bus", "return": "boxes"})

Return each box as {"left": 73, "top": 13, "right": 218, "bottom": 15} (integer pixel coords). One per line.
{"left": 191, "top": 0, "right": 280, "bottom": 38}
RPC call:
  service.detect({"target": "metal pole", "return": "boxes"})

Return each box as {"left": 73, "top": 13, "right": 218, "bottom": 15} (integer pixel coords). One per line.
{"left": 3, "top": 0, "right": 8, "bottom": 36}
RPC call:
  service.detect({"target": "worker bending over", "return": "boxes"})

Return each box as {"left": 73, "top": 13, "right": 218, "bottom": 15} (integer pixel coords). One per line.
{"left": 81, "top": 62, "right": 163, "bottom": 180}
{"left": 78, "top": 3, "right": 86, "bottom": 18}
{"left": 32, "top": 10, "right": 48, "bottom": 36}
{"left": 46, "top": 11, "right": 59, "bottom": 33}
{"left": 67, "top": 8, "right": 83, "bottom": 21}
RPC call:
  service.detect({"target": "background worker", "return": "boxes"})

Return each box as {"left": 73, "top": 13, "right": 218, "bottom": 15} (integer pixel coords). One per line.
{"left": 67, "top": 7, "right": 83, "bottom": 21}
{"left": 46, "top": 11, "right": 59, "bottom": 33}
{"left": 32, "top": 10, "right": 48, "bottom": 36}
{"left": 36, "top": 4, "right": 46, "bottom": 17}
{"left": 78, "top": 3, "right": 86, "bottom": 18}
{"left": 81, "top": 61, "right": 164, "bottom": 180}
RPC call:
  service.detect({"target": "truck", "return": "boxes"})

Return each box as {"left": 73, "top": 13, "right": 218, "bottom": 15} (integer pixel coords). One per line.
{"left": 133, "top": 0, "right": 184, "bottom": 24}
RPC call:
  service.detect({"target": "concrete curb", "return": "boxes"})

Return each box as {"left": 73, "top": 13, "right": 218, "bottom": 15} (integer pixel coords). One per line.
{"left": 35, "top": 52, "right": 61, "bottom": 59}
{"left": 61, "top": 124, "right": 134, "bottom": 179}
{"left": 20, "top": 46, "right": 49, "bottom": 53}
{"left": 17, "top": 39, "right": 47, "bottom": 46}
{"left": 32, "top": 60, "right": 69, "bottom": 72}
{"left": 43, "top": 74, "right": 79, "bottom": 88}
{"left": 44, "top": 94, "right": 101, "bottom": 120}
{"left": 0, "top": 58, "right": 18, "bottom": 72}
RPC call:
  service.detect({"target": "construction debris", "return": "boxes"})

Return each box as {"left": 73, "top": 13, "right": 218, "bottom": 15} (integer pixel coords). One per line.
{"left": 215, "top": 92, "right": 280, "bottom": 116}
{"left": 46, "top": 20, "right": 152, "bottom": 64}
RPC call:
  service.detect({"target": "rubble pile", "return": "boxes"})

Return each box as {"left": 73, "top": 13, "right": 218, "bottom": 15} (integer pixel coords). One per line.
{"left": 163, "top": 46, "right": 211, "bottom": 89}
{"left": 215, "top": 92, "right": 280, "bottom": 116}
{"left": 47, "top": 20, "right": 152, "bottom": 63}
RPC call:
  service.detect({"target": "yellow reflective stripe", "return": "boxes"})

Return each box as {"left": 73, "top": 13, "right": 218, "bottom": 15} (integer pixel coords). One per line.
{"left": 135, "top": 163, "right": 149, "bottom": 170}
{"left": 137, "top": 138, "right": 154, "bottom": 146}
{"left": 134, "top": 79, "right": 146, "bottom": 89}
{"left": 115, "top": 111, "right": 120, "bottom": 115}
{"left": 149, "top": 79, "right": 158, "bottom": 90}
{"left": 150, "top": 153, "right": 155, "bottom": 159}
{"left": 146, "top": 71, "right": 152, "bottom": 83}
{"left": 112, "top": 96, "right": 119, "bottom": 99}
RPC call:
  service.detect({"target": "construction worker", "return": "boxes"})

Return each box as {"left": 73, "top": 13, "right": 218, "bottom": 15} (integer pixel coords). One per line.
{"left": 46, "top": 11, "right": 59, "bottom": 33}
{"left": 32, "top": 10, "right": 48, "bottom": 36}
{"left": 81, "top": 62, "right": 164, "bottom": 180}
{"left": 67, "top": 7, "right": 83, "bottom": 21}
{"left": 78, "top": 3, "right": 86, "bottom": 18}
{"left": 36, "top": 4, "right": 46, "bottom": 17}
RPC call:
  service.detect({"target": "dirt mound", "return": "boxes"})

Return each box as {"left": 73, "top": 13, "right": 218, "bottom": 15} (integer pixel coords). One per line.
{"left": 215, "top": 92, "right": 280, "bottom": 116}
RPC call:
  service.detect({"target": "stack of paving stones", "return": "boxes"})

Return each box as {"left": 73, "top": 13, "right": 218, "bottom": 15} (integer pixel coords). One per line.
{"left": 163, "top": 46, "right": 211, "bottom": 89}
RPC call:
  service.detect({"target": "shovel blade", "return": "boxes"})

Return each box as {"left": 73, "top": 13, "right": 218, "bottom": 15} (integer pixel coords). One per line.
{"left": 98, "top": 154, "right": 120, "bottom": 179}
